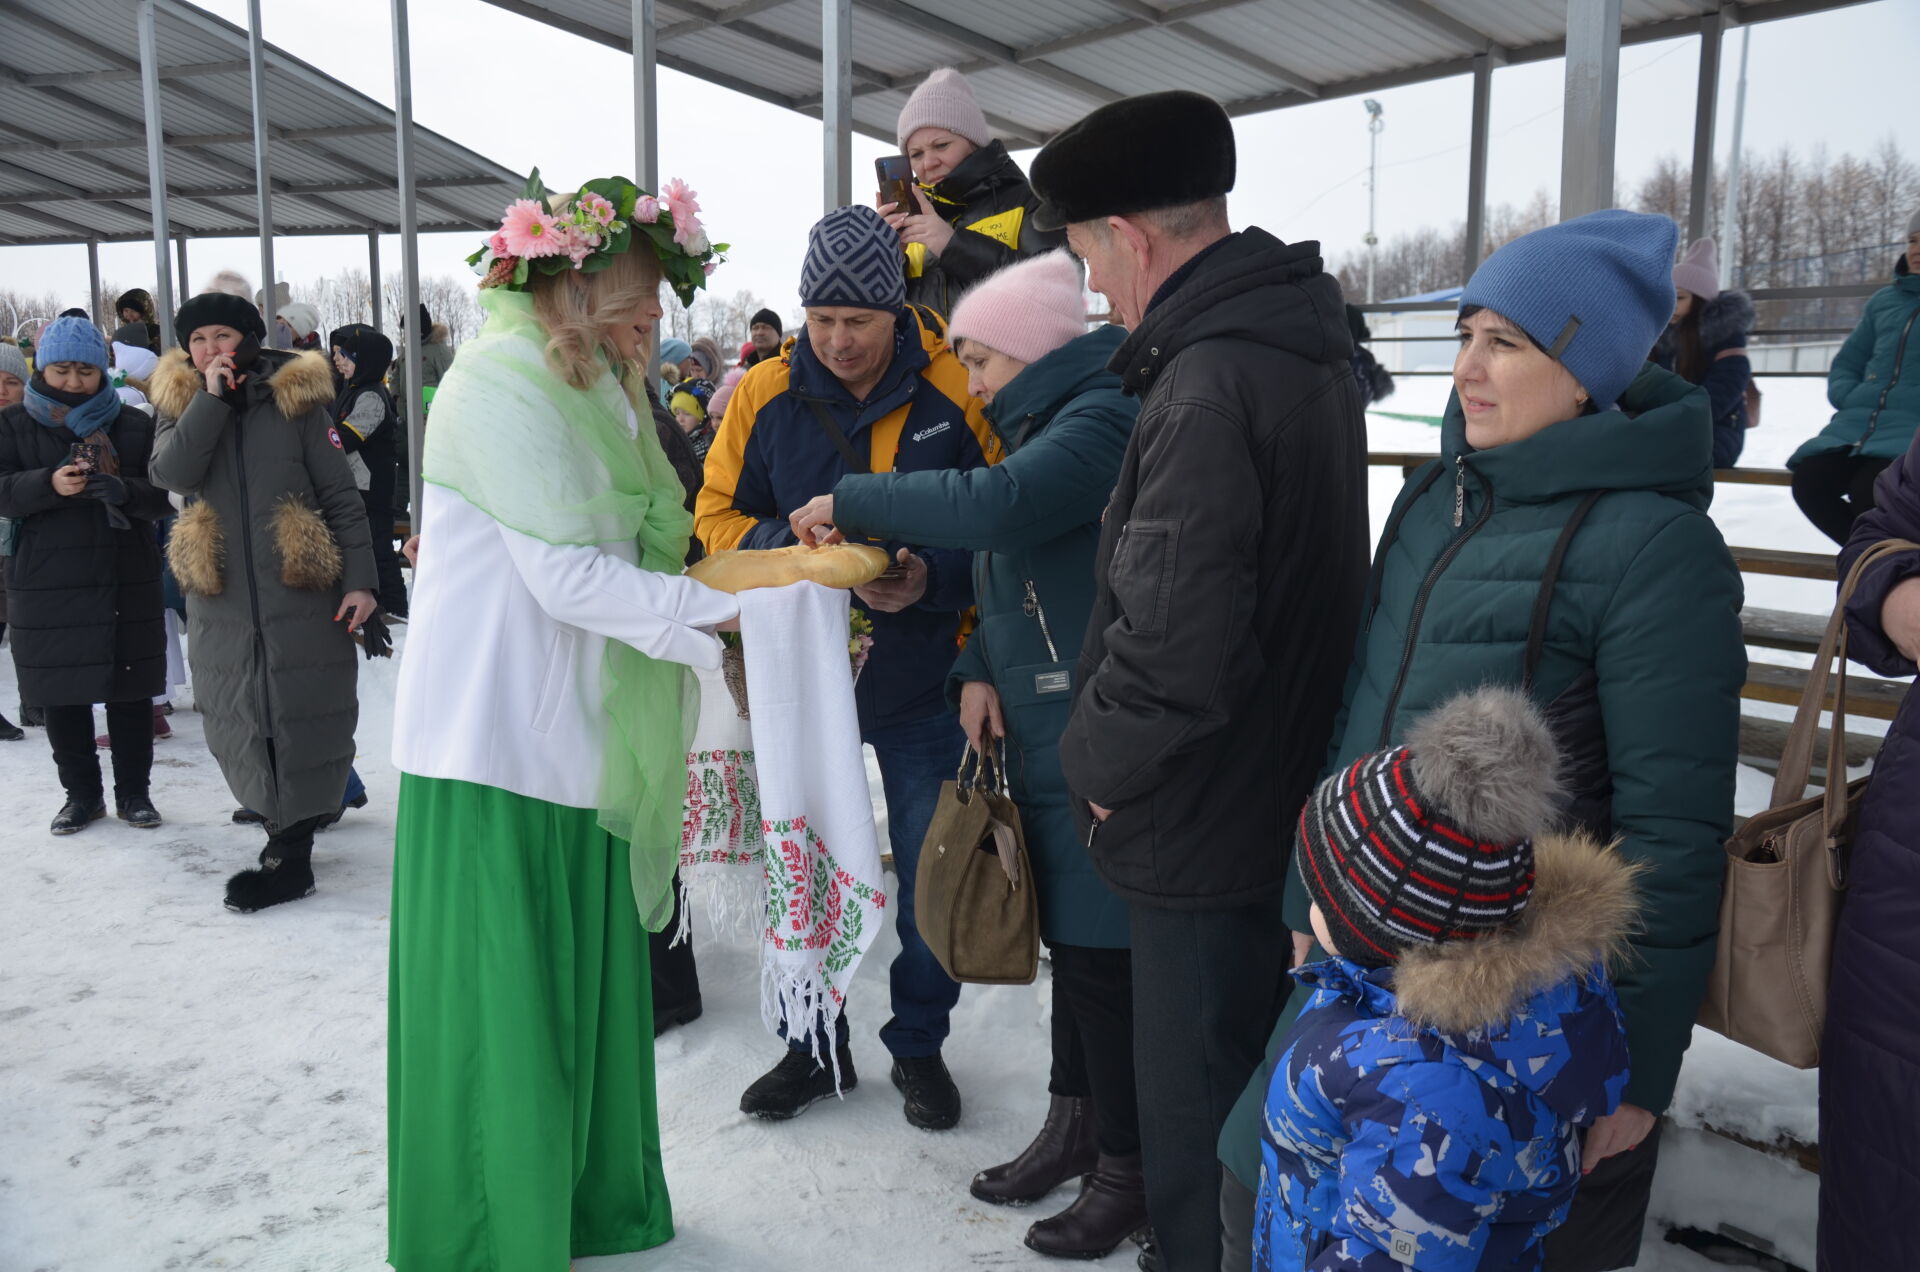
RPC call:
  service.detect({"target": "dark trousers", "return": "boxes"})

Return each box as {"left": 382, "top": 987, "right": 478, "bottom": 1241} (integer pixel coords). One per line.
{"left": 44, "top": 701, "right": 151, "bottom": 803}
{"left": 360, "top": 489, "right": 409, "bottom": 617}
{"left": 1792, "top": 451, "right": 1893, "bottom": 546}
{"left": 1130, "top": 894, "right": 1293, "bottom": 1272}
{"left": 1217, "top": 1167, "right": 1254, "bottom": 1272}
{"left": 1542, "top": 1121, "right": 1664, "bottom": 1271}
{"left": 1048, "top": 943, "right": 1140, "bottom": 1157}
{"left": 650, "top": 869, "right": 701, "bottom": 1014}
{"left": 782, "top": 710, "right": 964, "bottom": 1057}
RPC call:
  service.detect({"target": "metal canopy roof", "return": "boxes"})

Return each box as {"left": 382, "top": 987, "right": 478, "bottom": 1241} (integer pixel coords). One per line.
{"left": 484, "top": 0, "right": 1870, "bottom": 149}
{"left": 0, "top": 0, "right": 522, "bottom": 246}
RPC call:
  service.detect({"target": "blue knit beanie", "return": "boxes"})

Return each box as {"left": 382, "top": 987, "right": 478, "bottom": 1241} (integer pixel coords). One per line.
{"left": 1459, "top": 209, "right": 1678, "bottom": 412}
{"left": 658, "top": 337, "right": 693, "bottom": 367}
{"left": 35, "top": 316, "right": 109, "bottom": 373}
{"left": 800, "top": 205, "right": 906, "bottom": 312}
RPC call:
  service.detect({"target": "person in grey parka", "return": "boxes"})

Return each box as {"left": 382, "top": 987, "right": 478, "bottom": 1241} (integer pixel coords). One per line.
{"left": 149, "top": 291, "right": 380, "bottom": 914}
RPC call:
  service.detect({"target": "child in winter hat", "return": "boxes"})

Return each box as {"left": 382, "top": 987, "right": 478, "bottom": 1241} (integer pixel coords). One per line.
{"left": 1255, "top": 686, "right": 1639, "bottom": 1272}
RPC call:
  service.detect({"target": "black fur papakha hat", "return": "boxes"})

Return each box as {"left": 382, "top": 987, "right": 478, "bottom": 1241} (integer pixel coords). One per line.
{"left": 1030, "top": 91, "right": 1236, "bottom": 231}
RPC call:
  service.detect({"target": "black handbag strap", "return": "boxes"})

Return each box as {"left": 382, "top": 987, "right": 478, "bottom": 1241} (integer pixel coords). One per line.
{"left": 1523, "top": 490, "right": 1606, "bottom": 692}
{"left": 802, "top": 397, "right": 867, "bottom": 474}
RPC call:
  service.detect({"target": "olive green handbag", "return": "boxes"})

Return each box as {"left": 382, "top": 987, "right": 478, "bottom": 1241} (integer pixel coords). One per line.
{"left": 914, "top": 744, "right": 1039, "bottom": 986}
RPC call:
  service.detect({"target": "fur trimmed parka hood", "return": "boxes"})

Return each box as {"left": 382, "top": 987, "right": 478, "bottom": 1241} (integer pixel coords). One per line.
{"left": 148, "top": 346, "right": 336, "bottom": 422}
{"left": 1653, "top": 288, "right": 1755, "bottom": 365}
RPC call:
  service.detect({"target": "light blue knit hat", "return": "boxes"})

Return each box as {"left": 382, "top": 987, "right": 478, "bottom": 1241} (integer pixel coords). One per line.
{"left": 1459, "top": 209, "right": 1679, "bottom": 412}
{"left": 36, "top": 315, "right": 109, "bottom": 372}
{"left": 800, "top": 205, "right": 905, "bottom": 312}
{"left": 658, "top": 337, "right": 693, "bottom": 366}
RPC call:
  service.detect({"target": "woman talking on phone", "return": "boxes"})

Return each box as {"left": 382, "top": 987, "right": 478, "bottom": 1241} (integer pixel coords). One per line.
{"left": 149, "top": 291, "right": 378, "bottom": 914}
{"left": 883, "top": 67, "right": 1063, "bottom": 319}
{"left": 0, "top": 316, "right": 173, "bottom": 832}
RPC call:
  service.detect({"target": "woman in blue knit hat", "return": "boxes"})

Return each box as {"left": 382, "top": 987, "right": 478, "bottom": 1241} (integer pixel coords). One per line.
{"left": 1214, "top": 210, "right": 1747, "bottom": 1272}
{"left": 0, "top": 316, "right": 174, "bottom": 831}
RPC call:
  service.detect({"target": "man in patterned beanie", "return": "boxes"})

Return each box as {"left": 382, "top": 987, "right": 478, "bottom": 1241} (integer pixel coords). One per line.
{"left": 695, "top": 203, "right": 1001, "bottom": 1130}
{"left": 1256, "top": 686, "right": 1639, "bottom": 1272}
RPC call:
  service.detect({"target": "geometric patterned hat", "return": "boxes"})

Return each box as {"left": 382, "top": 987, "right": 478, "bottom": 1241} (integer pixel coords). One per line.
{"left": 1296, "top": 686, "right": 1564, "bottom": 968}
{"left": 800, "top": 205, "right": 906, "bottom": 313}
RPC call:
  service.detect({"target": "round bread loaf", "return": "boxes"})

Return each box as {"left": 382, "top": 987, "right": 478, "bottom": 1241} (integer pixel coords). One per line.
{"left": 688, "top": 542, "right": 891, "bottom": 593}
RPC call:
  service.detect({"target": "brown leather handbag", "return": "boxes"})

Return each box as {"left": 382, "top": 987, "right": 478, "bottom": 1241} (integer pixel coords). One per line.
{"left": 914, "top": 744, "right": 1040, "bottom": 986}
{"left": 1698, "top": 538, "right": 1918, "bottom": 1068}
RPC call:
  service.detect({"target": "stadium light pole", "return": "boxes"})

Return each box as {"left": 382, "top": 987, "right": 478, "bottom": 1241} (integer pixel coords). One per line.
{"left": 1364, "top": 98, "right": 1384, "bottom": 304}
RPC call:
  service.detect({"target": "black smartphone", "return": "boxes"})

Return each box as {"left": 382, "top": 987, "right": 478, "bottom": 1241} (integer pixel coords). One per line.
{"left": 875, "top": 155, "right": 916, "bottom": 214}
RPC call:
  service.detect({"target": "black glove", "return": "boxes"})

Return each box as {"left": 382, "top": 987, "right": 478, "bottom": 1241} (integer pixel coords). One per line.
{"left": 81, "top": 473, "right": 129, "bottom": 505}
{"left": 357, "top": 611, "right": 391, "bottom": 660}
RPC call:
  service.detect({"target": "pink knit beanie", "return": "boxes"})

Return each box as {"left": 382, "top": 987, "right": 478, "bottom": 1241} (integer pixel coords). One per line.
{"left": 896, "top": 67, "right": 991, "bottom": 150}
{"left": 1671, "top": 236, "right": 1721, "bottom": 301}
{"left": 949, "top": 251, "right": 1087, "bottom": 366}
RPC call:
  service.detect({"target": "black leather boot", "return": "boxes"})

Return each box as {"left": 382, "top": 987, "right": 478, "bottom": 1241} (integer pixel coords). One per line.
{"left": 971, "top": 1094, "right": 1098, "bottom": 1205}
{"left": 1024, "top": 1152, "right": 1150, "bottom": 1260}
{"left": 225, "top": 818, "right": 319, "bottom": 913}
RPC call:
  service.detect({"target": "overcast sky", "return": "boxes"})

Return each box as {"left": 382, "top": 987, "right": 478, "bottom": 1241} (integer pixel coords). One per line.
{"left": 5, "top": 0, "right": 1916, "bottom": 325}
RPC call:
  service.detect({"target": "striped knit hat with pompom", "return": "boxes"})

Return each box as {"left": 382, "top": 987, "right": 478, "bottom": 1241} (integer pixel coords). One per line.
{"left": 1296, "top": 686, "right": 1565, "bottom": 968}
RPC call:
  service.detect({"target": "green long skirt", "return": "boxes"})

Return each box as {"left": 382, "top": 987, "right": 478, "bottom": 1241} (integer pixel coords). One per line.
{"left": 388, "top": 774, "right": 674, "bottom": 1270}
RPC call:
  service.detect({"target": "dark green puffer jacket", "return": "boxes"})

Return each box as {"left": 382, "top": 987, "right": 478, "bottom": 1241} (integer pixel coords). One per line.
{"left": 1221, "top": 363, "right": 1747, "bottom": 1186}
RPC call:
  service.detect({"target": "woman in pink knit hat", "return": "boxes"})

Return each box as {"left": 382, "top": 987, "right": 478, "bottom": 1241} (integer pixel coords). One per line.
{"left": 790, "top": 250, "right": 1148, "bottom": 1261}
{"left": 883, "top": 67, "right": 1066, "bottom": 320}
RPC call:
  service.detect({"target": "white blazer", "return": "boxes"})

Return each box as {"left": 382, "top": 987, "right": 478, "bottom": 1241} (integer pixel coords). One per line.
{"left": 392, "top": 483, "right": 739, "bottom": 812}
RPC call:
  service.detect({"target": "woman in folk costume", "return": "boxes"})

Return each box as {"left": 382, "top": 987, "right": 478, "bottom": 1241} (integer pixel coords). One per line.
{"left": 387, "top": 172, "right": 736, "bottom": 1270}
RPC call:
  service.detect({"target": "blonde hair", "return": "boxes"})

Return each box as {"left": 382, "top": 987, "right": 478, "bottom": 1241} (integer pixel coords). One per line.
{"left": 529, "top": 193, "right": 665, "bottom": 391}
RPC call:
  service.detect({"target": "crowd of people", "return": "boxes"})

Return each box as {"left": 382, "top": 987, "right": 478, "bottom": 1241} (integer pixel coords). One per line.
{"left": 3, "top": 63, "right": 1920, "bottom": 1272}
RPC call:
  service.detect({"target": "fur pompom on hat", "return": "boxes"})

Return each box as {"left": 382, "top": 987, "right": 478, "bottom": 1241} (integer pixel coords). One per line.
{"left": 1031, "top": 91, "right": 1235, "bottom": 232}
{"left": 1297, "top": 686, "right": 1563, "bottom": 967}
{"left": 896, "top": 67, "right": 991, "bottom": 151}
{"left": 949, "top": 251, "right": 1087, "bottom": 366}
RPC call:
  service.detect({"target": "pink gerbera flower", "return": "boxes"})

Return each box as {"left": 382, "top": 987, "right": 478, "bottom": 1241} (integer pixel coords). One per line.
{"left": 578, "top": 192, "right": 617, "bottom": 226}
{"left": 499, "top": 198, "right": 564, "bottom": 258}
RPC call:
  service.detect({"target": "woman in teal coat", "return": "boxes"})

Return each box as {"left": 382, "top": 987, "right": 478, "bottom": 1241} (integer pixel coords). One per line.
{"left": 1790, "top": 214, "right": 1920, "bottom": 544}
{"left": 790, "top": 251, "right": 1144, "bottom": 1262}
{"left": 1211, "top": 211, "right": 1747, "bottom": 1272}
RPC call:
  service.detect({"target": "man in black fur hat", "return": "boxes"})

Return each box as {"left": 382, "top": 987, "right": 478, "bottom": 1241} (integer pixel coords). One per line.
{"left": 1040, "top": 90, "right": 1372, "bottom": 1272}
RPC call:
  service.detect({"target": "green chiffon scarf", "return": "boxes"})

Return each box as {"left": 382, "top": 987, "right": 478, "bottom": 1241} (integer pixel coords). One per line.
{"left": 422, "top": 288, "right": 692, "bottom": 931}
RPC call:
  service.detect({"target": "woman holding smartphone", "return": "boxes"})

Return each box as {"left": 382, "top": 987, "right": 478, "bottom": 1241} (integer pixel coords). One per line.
{"left": 883, "top": 67, "right": 1064, "bottom": 319}
{"left": 0, "top": 316, "right": 173, "bottom": 831}
{"left": 149, "top": 291, "right": 378, "bottom": 914}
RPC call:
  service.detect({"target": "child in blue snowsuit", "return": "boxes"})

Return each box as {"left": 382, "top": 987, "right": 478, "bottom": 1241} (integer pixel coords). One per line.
{"left": 1257, "top": 687, "right": 1639, "bottom": 1272}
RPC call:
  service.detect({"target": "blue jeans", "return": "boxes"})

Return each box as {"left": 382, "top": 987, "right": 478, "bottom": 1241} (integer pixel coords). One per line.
{"left": 783, "top": 710, "right": 965, "bottom": 1058}
{"left": 343, "top": 766, "right": 366, "bottom": 806}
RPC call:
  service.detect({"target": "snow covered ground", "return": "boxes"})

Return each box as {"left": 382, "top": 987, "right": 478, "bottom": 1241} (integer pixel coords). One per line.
{"left": 0, "top": 383, "right": 1845, "bottom": 1270}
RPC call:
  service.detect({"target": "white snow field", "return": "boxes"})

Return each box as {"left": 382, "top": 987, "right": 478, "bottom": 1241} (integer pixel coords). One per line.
{"left": 0, "top": 378, "right": 1848, "bottom": 1270}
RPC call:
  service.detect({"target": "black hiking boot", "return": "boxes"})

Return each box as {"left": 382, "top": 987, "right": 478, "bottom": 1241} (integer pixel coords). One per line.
{"left": 318, "top": 792, "right": 369, "bottom": 831}
{"left": 116, "top": 796, "right": 163, "bottom": 829}
{"left": 891, "top": 1053, "right": 961, "bottom": 1131}
{"left": 739, "top": 1044, "right": 857, "bottom": 1120}
{"left": 972, "top": 1094, "right": 1097, "bottom": 1205}
{"left": 51, "top": 796, "right": 107, "bottom": 835}
{"left": 654, "top": 999, "right": 704, "bottom": 1037}
{"left": 0, "top": 713, "right": 23, "bottom": 741}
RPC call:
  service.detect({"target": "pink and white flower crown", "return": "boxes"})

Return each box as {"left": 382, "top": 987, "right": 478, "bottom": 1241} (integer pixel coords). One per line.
{"left": 467, "top": 168, "right": 727, "bottom": 307}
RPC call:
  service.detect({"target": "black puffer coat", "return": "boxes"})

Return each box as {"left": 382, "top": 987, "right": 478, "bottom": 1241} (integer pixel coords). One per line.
{"left": 1652, "top": 288, "right": 1755, "bottom": 467}
{"left": 0, "top": 399, "right": 171, "bottom": 707}
{"left": 905, "top": 140, "right": 1065, "bottom": 318}
{"left": 1057, "top": 230, "right": 1370, "bottom": 908}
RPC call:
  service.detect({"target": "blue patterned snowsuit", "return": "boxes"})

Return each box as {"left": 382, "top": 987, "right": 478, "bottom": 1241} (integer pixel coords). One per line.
{"left": 1255, "top": 956, "right": 1630, "bottom": 1271}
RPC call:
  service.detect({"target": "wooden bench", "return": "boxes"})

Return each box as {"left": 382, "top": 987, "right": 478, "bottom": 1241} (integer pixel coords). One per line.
{"left": 1732, "top": 546, "right": 1837, "bottom": 580}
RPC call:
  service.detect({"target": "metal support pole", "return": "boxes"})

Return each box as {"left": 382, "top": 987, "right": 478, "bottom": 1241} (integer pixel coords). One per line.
{"left": 391, "top": 0, "right": 425, "bottom": 522}
{"left": 368, "top": 232, "right": 383, "bottom": 330}
{"left": 632, "top": 0, "right": 657, "bottom": 190}
{"left": 822, "top": 0, "right": 852, "bottom": 212}
{"left": 1685, "top": 11, "right": 1726, "bottom": 245}
{"left": 1719, "top": 24, "right": 1751, "bottom": 286}
{"left": 87, "top": 239, "right": 102, "bottom": 330}
{"left": 137, "top": 0, "right": 175, "bottom": 349}
{"left": 175, "top": 234, "right": 189, "bottom": 296}
{"left": 1462, "top": 52, "right": 1495, "bottom": 283}
{"left": 247, "top": 0, "right": 276, "bottom": 327}
{"left": 1559, "top": 0, "right": 1622, "bottom": 220}
{"left": 1364, "top": 99, "right": 1383, "bottom": 303}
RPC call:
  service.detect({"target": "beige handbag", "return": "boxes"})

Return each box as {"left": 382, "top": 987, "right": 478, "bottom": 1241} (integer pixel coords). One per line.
{"left": 1698, "top": 537, "right": 1918, "bottom": 1068}
{"left": 914, "top": 745, "right": 1040, "bottom": 986}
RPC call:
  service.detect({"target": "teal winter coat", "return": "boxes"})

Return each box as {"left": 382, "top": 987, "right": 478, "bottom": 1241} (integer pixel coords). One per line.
{"left": 1220, "top": 363, "right": 1746, "bottom": 1187}
{"left": 1791, "top": 256, "right": 1920, "bottom": 466}
{"left": 832, "top": 325, "right": 1136, "bottom": 948}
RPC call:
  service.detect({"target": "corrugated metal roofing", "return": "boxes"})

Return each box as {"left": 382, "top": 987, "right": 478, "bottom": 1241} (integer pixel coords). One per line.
{"left": 0, "top": 0, "right": 523, "bottom": 246}
{"left": 483, "top": 0, "right": 1872, "bottom": 148}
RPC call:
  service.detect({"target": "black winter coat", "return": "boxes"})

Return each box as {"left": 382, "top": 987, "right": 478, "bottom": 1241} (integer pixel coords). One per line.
{"left": 0, "top": 401, "right": 171, "bottom": 707}
{"left": 1057, "top": 230, "right": 1371, "bottom": 908}
{"left": 1652, "top": 288, "right": 1755, "bottom": 467}
{"left": 905, "top": 140, "right": 1065, "bottom": 318}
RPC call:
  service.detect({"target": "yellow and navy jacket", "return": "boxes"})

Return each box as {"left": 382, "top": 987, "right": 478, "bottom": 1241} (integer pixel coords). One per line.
{"left": 697, "top": 305, "right": 1002, "bottom": 730}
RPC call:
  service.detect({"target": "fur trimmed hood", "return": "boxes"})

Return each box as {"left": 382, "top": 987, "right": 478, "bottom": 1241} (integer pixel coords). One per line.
{"left": 1655, "top": 287, "right": 1754, "bottom": 362}
{"left": 1388, "top": 830, "right": 1640, "bottom": 1037}
{"left": 148, "top": 346, "right": 336, "bottom": 421}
